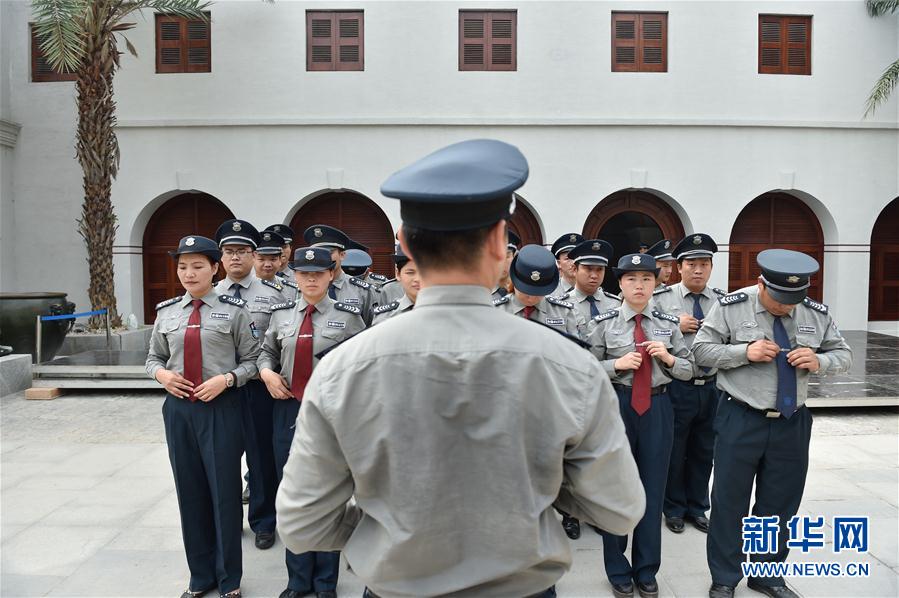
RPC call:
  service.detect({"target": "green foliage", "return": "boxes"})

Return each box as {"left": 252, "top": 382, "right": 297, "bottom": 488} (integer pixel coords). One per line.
{"left": 866, "top": 0, "right": 899, "bottom": 17}
{"left": 864, "top": 0, "right": 899, "bottom": 116}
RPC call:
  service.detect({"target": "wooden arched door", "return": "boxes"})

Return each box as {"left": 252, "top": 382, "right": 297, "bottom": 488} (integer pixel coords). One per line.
{"left": 869, "top": 197, "right": 899, "bottom": 321}
{"left": 289, "top": 191, "right": 395, "bottom": 276}
{"left": 508, "top": 195, "right": 543, "bottom": 246}
{"left": 729, "top": 192, "right": 824, "bottom": 301}
{"left": 142, "top": 192, "right": 234, "bottom": 323}
{"left": 583, "top": 190, "right": 686, "bottom": 294}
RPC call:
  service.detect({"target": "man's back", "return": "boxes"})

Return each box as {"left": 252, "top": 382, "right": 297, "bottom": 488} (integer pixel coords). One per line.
{"left": 276, "top": 285, "right": 644, "bottom": 597}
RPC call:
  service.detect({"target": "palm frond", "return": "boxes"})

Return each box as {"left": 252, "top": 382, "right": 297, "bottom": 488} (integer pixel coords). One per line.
{"left": 31, "top": 0, "right": 88, "bottom": 73}
{"left": 864, "top": 59, "right": 899, "bottom": 117}
{"left": 866, "top": 0, "right": 899, "bottom": 17}
{"left": 118, "top": 0, "right": 211, "bottom": 21}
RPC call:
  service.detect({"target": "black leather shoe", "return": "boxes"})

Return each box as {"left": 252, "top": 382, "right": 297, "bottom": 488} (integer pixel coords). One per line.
{"left": 278, "top": 590, "right": 310, "bottom": 598}
{"left": 181, "top": 586, "right": 215, "bottom": 598}
{"left": 689, "top": 515, "right": 710, "bottom": 533}
{"left": 611, "top": 582, "right": 634, "bottom": 598}
{"left": 747, "top": 580, "right": 799, "bottom": 598}
{"left": 636, "top": 580, "right": 658, "bottom": 598}
{"left": 708, "top": 583, "right": 735, "bottom": 598}
{"left": 315, "top": 592, "right": 337, "bottom": 598}
{"left": 241, "top": 484, "right": 250, "bottom": 504}
{"left": 665, "top": 515, "right": 685, "bottom": 533}
{"left": 561, "top": 514, "right": 581, "bottom": 539}
{"left": 255, "top": 530, "right": 275, "bottom": 549}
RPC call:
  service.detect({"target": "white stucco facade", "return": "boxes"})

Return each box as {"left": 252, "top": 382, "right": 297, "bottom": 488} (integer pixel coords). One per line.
{"left": 1, "top": 0, "right": 897, "bottom": 329}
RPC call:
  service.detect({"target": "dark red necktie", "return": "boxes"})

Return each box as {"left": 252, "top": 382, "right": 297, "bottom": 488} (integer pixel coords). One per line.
{"left": 290, "top": 304, "right": 315, "bottom": 401}
{"left": 631, "top": 313, "right": 651, "bottom": 415}
{"left": 523, "top": 305, "right": 535, "bottom": 320}
{"left": 183, "top": 299, "right": 204, "bottom": 402}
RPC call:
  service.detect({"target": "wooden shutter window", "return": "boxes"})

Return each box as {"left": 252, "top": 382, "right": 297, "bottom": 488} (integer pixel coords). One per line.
{"left": 155, "top": 13, "right": 211, "bottom": 74}
{"left": 459, "top": 11, "right": 517, "bottom": 71}
{"left": 306, "top": 11, "right": 364, "bottom": 71}
{"left": 30, "top": 24, "right": 77, "bottom": 82}
{"left": 612, "top": 12, "right": 667, "bottom": 73}
{"left": 758, "top": 15, "right": 811, "bottom": 75}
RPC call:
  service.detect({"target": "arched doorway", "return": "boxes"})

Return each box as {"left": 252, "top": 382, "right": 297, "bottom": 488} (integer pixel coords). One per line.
{"left": 869, "top": 197, "right": 899, "bottom": 321}
{"left": 142, "top": 192, "right": 234, "bottom": 323}
{"left": 289, "top": 191, "right": 395, "bottom": 276}
{"left": 509, "top": 195, "right": 543, "bottom": 246}
{"left": 583, "top": 190, "right": 686, "bottom": 294}
{"left": 729, "top": 192, "right": 824, "bottom": 301}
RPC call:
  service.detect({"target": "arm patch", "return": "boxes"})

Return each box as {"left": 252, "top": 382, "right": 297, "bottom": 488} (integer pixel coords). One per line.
{"left": 155, "top": 296, "right": 182, "bottom": 310}
{"left": 373, "top": 301, "right": 400, "bottom": 315}
{"left": 219, "top": 295, "right": 246, "bottom": 307}
{"left": 546, "top": 296, "right": 574, "bottom": 309}
{"left": 718, "top": 292, "right": 748, "bottom": 306}
{"left": 270, "top": 300, "right": 296, "bottom": 312}
{"left": 802, "top": 297, "right": 829, "bottom": 314}
{"left": 493, "top": 295, "right": 511, "bottom": 306}
{"left": 592, "top": 309, "right": 619, "bottom": 323}
{"left": 653, "top": 286, "right": 672, "bottom": 295}
{"left": 652, "top": 310, "right": 680, "bottom": 324}
{"left": 260, "top": 278, "right": 283, "bottom": 292}
{"left": 349, "top": 277, "right": 371, "bottom": 290}
{"left": 335, "top": 302, "right": 362, "bottom": 315}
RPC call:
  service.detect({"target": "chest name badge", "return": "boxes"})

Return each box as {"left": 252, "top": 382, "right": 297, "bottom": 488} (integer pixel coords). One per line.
{"left": 253, "top": 296, "right": 270, "bottom": 304}
{"left": 741, "top": 321, "right": 758, "bottom": 328}
{"left": 798, "top": 324, "right": 816, "bottom": 334}
{"left": 652, "top": 329, "right": 672, "bottom": 337}
{"left": 343, "top": 298, "right": 361, "bottom": 305}
{"left": 210, "top": 312, "right": 231, "bottom": 320}
{"left": 545, "top": 318, "right": 564, "bottom": 326}
{"left": 327, "top": 320, "right": 346, "bottom": 329}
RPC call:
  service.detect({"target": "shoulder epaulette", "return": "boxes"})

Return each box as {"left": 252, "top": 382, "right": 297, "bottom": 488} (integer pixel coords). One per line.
{"left": 652, "top": 310, "right": 679, "bottom": 324}
{"left": 373, "top": 301, "right": 400, "bottom": 315}
{"left": 718, "top": 292, "right": 748, "bottom": 306}
{"left": 546, "top": 296, "right": 574, "bottom": 309}
{"left": 281, "top": 279, "right": 298, "bottom": 289}
{"left": 335, "top": 302, "right": 362, "bottom": 315}
{"left": 260, "top": 278, "right": 283, "bottom": 292}
{"left": 275, "top": 271, "right": 288, "bottom": 279}
{"left": 653, "top": 286, "right": 672, "bottom": 295}
{"left": 530, "top": 320, "right": 593, "bottom": 350}
{"left": 155, "top": 296, "right": 182, "bottom": 310}
{"left": 592, "top": 309, "right": 619, "bottom": 323}
{"left": 493, "top": 295, "right": 511, "bottom": 306}
{"left": 349, "top": 277, "right": 371, "bottom": 290}
{"left": 270, "top": 300, "right": 296, "bottom": 311}
{"left": 369, "top": 273, "right": 388, "bottom": 283}
{"left": 603, "top": 290, "right": 623, "bottom": 302}
{"left": 802, "top": 296, "right": 829, "bottom": 314}
{"left": 712, "top": 287, "right": 727, "bottom": 296}
{"left": 219, "top": 295, "right": 246, "bottom": 307}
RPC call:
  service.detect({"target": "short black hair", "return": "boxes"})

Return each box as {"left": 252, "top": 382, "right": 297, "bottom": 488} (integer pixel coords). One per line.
{"left": 402, "top": 223, "right": 494, "bottom": 272}
{"left": 395, "top": 257, "right": 411, "bottom": 271}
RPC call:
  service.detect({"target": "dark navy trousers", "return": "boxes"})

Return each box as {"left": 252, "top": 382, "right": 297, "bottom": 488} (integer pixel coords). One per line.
{"left": 663, "top": 378, "right": 719, "bottom": 519}
{"left": 601, "top": 386, "right": 674, "bottom": 585}
{"left": 273, "top": 399, "right": 340, "bottom": 593}
{"left": 707, "top": 396, "right": 812, "bottom": 588}
{"left": 163, "top": 390, "right": 244, "bottom": 594}
{"left": 242, "top": 379, "right": 278, "bottom": 534}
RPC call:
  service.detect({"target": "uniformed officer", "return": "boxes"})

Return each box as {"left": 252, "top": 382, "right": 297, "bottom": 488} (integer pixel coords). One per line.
{"left": 371, "top": 244, "right": 420, "bottom": 325}
{"left": 263, "top": 224, "right": 295, "bottom": 280}
{"left": 376, "top": 243, "right": 409, "bottom": 304}
{"left": 638, "top": 242, "right": 649, "bottom": 254}
{"left": 645, "top": 239, "right": 676, "bottom": 289}
{"left": 650, "top": 234, "right": 725, "bottom": 536}
{"left": 566, "top": 239, "right": 622, "bottom": 319}
{"left": 693, "top": 250, "right": 852, "bottom": 598}
{"left": 213, "top": 219, "right": 286, "bottom": 551}
{"left": 586, "top": 252, "right": 694, "bottom": 598}
{"left": 258, "top": 246, "right": 365, "bottom": 598}
{"left": 492, "top": 229, "right": 521, "bottom": 299}
{"left": 494, "top": 244, "right": 588, "bottom": 340}
{"left": 146, "top": 235, "right": 260, "bottom": 598}
{"left": 256, "top": 230, "right": 298, "bottom": 298}
{"left": 341, "top": 248, "right": 373, "bottom": 279}
{"left": 275, "top": 139, "right": 644, "bottom": 597}
{"left": 302, "top": 224, "right": 379, "bottom": 324}
{"left": 550, "top": 232, "right": 584, "bottom": 296}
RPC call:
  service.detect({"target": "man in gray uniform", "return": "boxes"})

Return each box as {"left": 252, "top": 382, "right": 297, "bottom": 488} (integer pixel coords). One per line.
{"left": 565, "top": 239, "right": 622, "bottom": 320}
{"left": 492, "top": 229, "right": 520, "bottom": 300}
{"left": 377, "top": 244, "right": 409, "bottom": 305}
{"left": 256, "top": 230, "right": 298, "bottom": 299}
{"left": 645, "top": 239, "right": 676, "bottom": 289}
{"left": 276, "top": 139, "right": 645, "bottom": 598}
{"left": 693, "top": 250, "right": 852, "bottom": 598}
{"left": 494, "top": 244, "right": 588, "bottom": 340}
{"left": 371, "top": 244, "right": 420, "bottom": 325}
{"left": 550, "top": 232, "right": 584, "bottom": 296}
{"left": 263, "top": 224, "right": 296, "bottom": 281}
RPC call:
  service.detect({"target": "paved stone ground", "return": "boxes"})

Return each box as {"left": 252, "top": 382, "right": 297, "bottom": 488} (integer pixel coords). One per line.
{"left": 1, "top": 392, "right": 897, "bottom": 597}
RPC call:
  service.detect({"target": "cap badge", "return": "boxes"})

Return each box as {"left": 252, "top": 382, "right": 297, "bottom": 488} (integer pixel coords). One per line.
{"left": 263, "top": 233, "right": 271, "bottom": 241}
{"left": 305, "top": 250, "right": 315, "bottom": 261}
{"left": 530, "top": 271, "right": 541, "bottom": 282}
{"left": 693, "top": 235, "right": 702, "bottom": 245}
{"left": 569, "top": 234, "right": 577, "bottom": 243}
{"left": 314, "top": 228, "right": 323, "bottom": 238}
{"left": 274, "top": 225, "right": 282, "bottom": 232}
{"left": 233, "top": 222, "right": 241, "bottom": 232}
{"left": 631, "top": 255, "right": 641, "bottom": 265}
{"left": 664, "top": 240, "right": 670, "bottom": 249}
{"left": 787, "top": 275, "right": 801, "bottom": 283}
{"left": 592, "top": 242, "right": 601, "bottom": 250}
{"left": 185, "top": 237, "right": 195, "bottom": 247}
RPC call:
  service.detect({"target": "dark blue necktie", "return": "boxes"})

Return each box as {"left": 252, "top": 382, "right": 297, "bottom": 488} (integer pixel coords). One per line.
{"left": 328, "top": 284, "right": 337, "bottom": 300}
{"left": 689, "top": 293, "right": 710, "bottom": 373}
{"left": 772, "top": 316, "right": 797, "bottom": 418}
{"left": 230, "top": 283, "right": 242, "bottom": 300}
{"left": 586, "top": 295, "right": 599, "bottom": 318}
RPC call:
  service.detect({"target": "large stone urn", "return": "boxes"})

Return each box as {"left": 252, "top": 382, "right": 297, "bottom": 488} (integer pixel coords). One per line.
{"left": 0, "top": 293, "right": 76, "bottom": 362}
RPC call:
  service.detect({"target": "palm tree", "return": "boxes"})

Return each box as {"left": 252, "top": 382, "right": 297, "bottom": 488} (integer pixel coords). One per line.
{"left": 32, "top": 0, "right": 209, "bottom": 328}
{"left": 865, "top": 0, "right": 899, "bottom": 116}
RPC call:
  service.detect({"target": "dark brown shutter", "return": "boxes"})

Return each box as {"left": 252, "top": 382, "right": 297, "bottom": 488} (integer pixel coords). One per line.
{"left": 612, "top": 13, "right": 638, "bottom": 72}
{"left": 639, "top": 14, "right": 667, "bottom": 72}
{"left": 612, "top": 12, "right": 667, "bottom": 73}
{"left": 460, "top": 13, "right": 487, "bottom": 70}
{"left": 307, "top": 11, "right": 364, "bottom": 71}
{"left": 30, "top": 24, "right": 76, "bottom": 82}
{"left": 869, "top": 198, "right": 899, "bottom": 321}
{"left": 155, "top": 13, "right": 211, "bottom": 74}
{"left": 459, "top": 11, "right": 516, "bottom": 71}
{"left": 759, "top": 15, "right": 811, "bottom": 75}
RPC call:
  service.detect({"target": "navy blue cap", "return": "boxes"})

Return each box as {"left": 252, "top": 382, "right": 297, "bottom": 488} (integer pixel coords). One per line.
{"left": 303, "top": 224, "right": 350, "bottom": 250}
{"left": 342, "top": 248, "right": 372, "bottom": 276}
{"left": 263, "top": 224, "right": 294, "bottom": 244}
{"left": 757, "top": 249, "right": 820, "bottom": 304}
{"left": 510, "top": 244, "right": 560, "bottom": 296}
{"left": 257, "top": 230, "right": 286, "bottom": 255}
{"left": 347, "top": 238, "right": 370, "bottom": 252}
{"left": 380, "top": 139, "right": 529, "bottom": 232}
{"left": 169, "top": 235, "right": 222, "bottom": 261}
{"left": 673, "top": 233, "right": 718, "bottom": 261}
{"left": 569, "top": 239, "right": 614, "bottom": 266}
{"left": 507, "top": 230, "right": 521, "bottom": 252}
{"left": 646, "top": 239, "right": 675, "bottom": 262}
{"left": 551, "top": 233, "right": 584, "bottom": 257}
{"left": 289, "top": 246, "right": 336, "bottom": 272}
{"left": 639, "top": 242, "right": 650, "bottom": 250}
{"left": 215, "top": 219, "right": 260, "bottom": 249}
{"left": 614, "top": 253, "right": 660, "bottom": 278}
{"left": 393, "top": 243, "right": 410, "bottom": 266}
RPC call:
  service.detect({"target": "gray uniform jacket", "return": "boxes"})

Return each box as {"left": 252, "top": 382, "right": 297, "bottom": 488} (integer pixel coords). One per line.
{"left": 275, "top": 285, "right": 645, "bottom": 598}
{"left": 567, "top": 286, "right": 623, "bottom": 322}
{"left": 553, "top": 277, "right": 575, "bottom": 297}
{"left": 146, "top": 291, "right": 260, "bottom": 387}
{"left": 371, "top": 294, "right": 414, "bottom": 326}
{"left": 650, "top": 283, "right": 725, "bottom": 377}
{"left": 692, "top": 286, "right": 852, "bottom": 410}
{"left": 586, "top": 303, "right": 694, "bottom": 387}
{"left": 257, "top": 296, "right": 366, "bottom": 387}
{"left": 378, "top": 279, "right": 406, "bottom": 304}
{"left": 330, "top": 270, "right": 380, "bottom": 324}
{"left": 215, "top": 272, "right": 291, "bottom": 339}
{"left": 493, "top": 293, "right": 588, "bottom": 340}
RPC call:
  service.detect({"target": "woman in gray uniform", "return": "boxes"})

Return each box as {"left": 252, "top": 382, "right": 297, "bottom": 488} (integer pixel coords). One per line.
{"left": 146, "top": 235, "right": 261, "bottom": 598}
{"left": 258, "top": 246, "right": 366, "bottom": 598}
